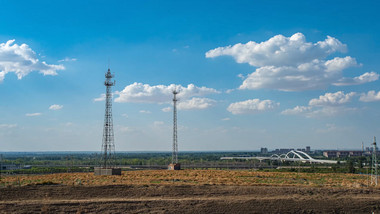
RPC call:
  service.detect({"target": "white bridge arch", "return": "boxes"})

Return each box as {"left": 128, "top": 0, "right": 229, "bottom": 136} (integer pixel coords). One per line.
{"left": 221, "top": 150, "right": 340, "bottom": 164}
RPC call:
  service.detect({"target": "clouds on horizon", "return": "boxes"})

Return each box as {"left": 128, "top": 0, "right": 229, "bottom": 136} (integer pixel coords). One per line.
{"left": 282, "top": 105, "right": 357, "bottom": 118}
{"left": 58, "top": 57, "right": 77, "bottom": 62}
{"left": 161, "top": 107, "right": 171, "bottom": 112}
{"left": 93, "top": 93, "right": 106, "bottom": 102}
{"left": 282, "top": 91, "right": 359, "bottom": 117}
{"left": 334, "top": 71, "right": 379, "bottom": 86}
{"left": 206, "top": 33, "right": 378, "bottom": 91}
{"left": 309, "top": 91, "right": 356, "bottom": 106}
{"left": 49, "top": 104, "right": 63, "bottom": 110}
{"left": 0, "top": 40, "right": 64, "bottom": 82}
{"left": 92, "top": 33, "right": 380, "bottom": 117}
{"left": 94, "top": 82, "right": 219, "bottom": 111}
{"left": 227, "top": 99, "right": 279, "bottom": 115}
{"left": 25, "top": 112, "right": 42, "bottom": 117}
{"left": 177, "top": 97, "right": 216, "bottom": 110}
{"left": 359, "top": 90, "right": 380, "bottom": 102}
{"left": 114, "top": 82, "right": 219, "bottom": 103}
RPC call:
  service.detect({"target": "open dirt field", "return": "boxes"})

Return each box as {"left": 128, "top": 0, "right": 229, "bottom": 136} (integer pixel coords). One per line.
{"left": 1, "top": 170, "right": 380, "bottom": 213}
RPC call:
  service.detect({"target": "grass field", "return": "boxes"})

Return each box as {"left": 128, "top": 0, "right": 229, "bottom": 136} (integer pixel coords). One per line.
{"left": 0, "top": 170, "right": 376, "bottom": 188}
{"left": 2, "top": 170, "right": 380, "bottom": 213}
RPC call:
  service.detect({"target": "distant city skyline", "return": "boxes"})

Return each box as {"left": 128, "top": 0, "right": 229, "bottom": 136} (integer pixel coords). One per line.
{"left": 0, "top": 1, "right": 379, "bottom": 151}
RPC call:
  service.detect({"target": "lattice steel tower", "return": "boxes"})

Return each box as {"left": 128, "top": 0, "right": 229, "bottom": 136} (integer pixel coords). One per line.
{"left": 101, "top": 68, "right": 116, "bottom": 168}
{"left": 371, "top": 136, "right": 378, "bottom": 186}
{"left": 172, "top": 89, "right": 179, "bottom": 164}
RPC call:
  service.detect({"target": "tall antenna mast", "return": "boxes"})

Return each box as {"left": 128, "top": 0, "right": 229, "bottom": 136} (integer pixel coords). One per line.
{"left": 168, "top": 87, "right": 181, "bottom": 170}
{"left": 172, "top": 88, "right": 179, "bottom": 164}
{"left": 101, "top": 68, "right": 116, "bottom": 169}
{"left": 94, "top": 67, "right": 121, "bottom": 176}
{"left": 371, "top": 136, "right": 378, "bottom": 186}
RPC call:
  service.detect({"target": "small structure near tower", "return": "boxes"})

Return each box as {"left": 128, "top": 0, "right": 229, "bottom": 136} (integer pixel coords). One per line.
{"left": 94, "top": 68, "right": 121, "bottom": 176}
{"left": 371, "top": 136, "right": 378, "bottom": 186}
{"left": 168, "top": 89, "right": 181, "bottom": 170}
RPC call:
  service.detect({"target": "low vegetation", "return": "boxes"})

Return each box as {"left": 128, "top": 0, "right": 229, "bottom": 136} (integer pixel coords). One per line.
{"left": 0, "top": 170, "right": 375, "bottom": 189}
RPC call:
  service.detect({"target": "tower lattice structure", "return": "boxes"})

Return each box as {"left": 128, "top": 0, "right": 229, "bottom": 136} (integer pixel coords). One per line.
{"left": 172, "top": 89, "right": 179, "bottom": 164}
{"left": 101, "top": 68, "right": 116, "bottom": 168}
{"left": 371, "top": 136, "right": 378, "bottom": 186}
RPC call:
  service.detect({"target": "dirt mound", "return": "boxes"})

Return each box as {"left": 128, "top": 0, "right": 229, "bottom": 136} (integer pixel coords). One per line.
{"left": 1, "top": 185, "right": 380, "bottom": 213}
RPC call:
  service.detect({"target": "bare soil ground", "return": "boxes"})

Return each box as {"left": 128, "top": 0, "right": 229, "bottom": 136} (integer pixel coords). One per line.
{"left": 1, "top": 171, "right": 380, "bottom": 213}
{"left": 1, "top": 184, "right": 380, "bottom": 213}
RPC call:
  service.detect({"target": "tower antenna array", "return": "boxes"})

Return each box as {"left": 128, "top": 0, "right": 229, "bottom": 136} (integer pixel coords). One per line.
{"left": 168, "top": 88, "right": 181, "bottom": 170}
{"left": 101, "top": 68, "right": 116, "bottom": 168}
{"left": 95, "top": 68, "right": 121, "bottom": 175}
{"left": 172, "top": 89, "right": 179, "bottom": 164}
{"left": 371, "top": 136, "right": 378, "bottom": 186}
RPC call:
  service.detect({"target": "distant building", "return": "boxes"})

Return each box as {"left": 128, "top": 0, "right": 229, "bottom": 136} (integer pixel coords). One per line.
{"left": 272, "top": 146, "right": 311, "bottom": 154}
{"left": 338, "top": 151, "right": 350, "bottom": 157}
{"left": 323, "top": 150, "right": 364, "bottom": 158}
{"left": 323, "top": 151, "right": 337, "bottom": 158}
{"left": 260, "top": 148, "right": 268, "bottom": 154}
{"left": 306, "top": 146, "right": 311, "bottom": 153}
{"left": 273, "top": 148, "right": 294, "bottom": 154}
{"left": 349, "top": 151, "right": 363, "bottom": 157}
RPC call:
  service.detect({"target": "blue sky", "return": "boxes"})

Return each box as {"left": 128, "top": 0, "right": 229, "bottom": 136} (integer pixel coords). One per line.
{"left": 0, "top": 0, "right": 380, "bottom": 151}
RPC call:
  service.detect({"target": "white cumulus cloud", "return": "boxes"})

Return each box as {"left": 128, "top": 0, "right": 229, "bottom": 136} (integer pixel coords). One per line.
{"left": 49, "top": 104, "right": 63, "bottom": 110}
{"left": 359, "top": 90, "right": 380, "bottom": 102}
{"left": 0, "top": 40, "right": 64, "bottom": 82}
{"left": 282, "top": 105, "right": 356, "bottom": 118}
{"left": 93, "top": 93, "right": 106, "bottom": 102}
{"left": 26, "top": 113, "right": 42, "bottom": 117}
{"left": 282, "top": 91, "right": 357, "bottom": 117}
{"left": 237, "top": 74, "right": 245, "bottom": 79}
{"left": 309, "top": 106, "right": 357, "bottom": 117}
{"left": 161, "top": 107, "right": 172, "bottom": 112}
{"left": 206, "top": 33, "right": 347, "bottom": 67}
{"left": 206, "top": 33, "right": 377, "bottom": 91}
{"left": 238, "top": 56, "right": 360, "bottom": 91}
{"left": 281, "top": 106, "right": 312, "bottom": 115}
{"left": 114, "top": 82, "right": 219, "bottom": 103}
{"left": 334, "top": 71, "right": 379, "bottom": 86}
{"left": 177, "top": 97, "right": 216, "bottom": 110}
{"left": 309, "top": 91, "right": 356, "bottom": 106}
{"left": 58, "top": 57, "right": 77, "bottom": 62}
{"left": 227, "top": 99, "right": 279, "bottom": 115}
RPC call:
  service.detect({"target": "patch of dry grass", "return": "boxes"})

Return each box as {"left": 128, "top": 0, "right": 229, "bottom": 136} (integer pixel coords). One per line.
{"left": 0, "top": 170, "right": 374, "bottom": 189}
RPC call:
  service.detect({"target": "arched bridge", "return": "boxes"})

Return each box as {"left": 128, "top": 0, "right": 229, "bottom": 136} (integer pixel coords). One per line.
{"left": 221, "top": 150, "right": 340, "bottom": 164}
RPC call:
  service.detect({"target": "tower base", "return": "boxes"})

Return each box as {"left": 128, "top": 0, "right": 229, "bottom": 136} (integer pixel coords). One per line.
{"left": 168, "top": 163, "right": 181, "bottom": 170}
{"left": 94, "top": 167, "right": 122, "bottom": 175}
